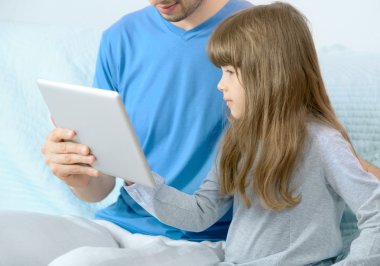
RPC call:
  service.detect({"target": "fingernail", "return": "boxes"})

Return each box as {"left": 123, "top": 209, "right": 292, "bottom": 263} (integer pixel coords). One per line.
{"left": 82, "top": 147, "right": 88, "bottom": 154}
{"left": 67, "top": 131, "right": 73, "bottom": 138}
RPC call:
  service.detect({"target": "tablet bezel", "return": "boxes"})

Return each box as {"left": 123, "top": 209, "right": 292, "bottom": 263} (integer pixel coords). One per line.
{"left": 37, "top": 79, "right": 155, "bottom": 187}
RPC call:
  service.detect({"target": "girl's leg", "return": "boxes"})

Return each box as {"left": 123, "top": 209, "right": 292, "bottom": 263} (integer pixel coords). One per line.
{"left": 0, "top": 211, "right": 118, "bottom": 266}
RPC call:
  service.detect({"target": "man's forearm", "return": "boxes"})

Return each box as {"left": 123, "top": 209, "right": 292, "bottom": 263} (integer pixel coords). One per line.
{"left": 71, "top": 173, "right": 116, "bottom": 202}
{"left": 361, "top": 159, "right": 380, "bottom": 181}
{"left": 368, "top": 163, "right": 380, "bottom": 180}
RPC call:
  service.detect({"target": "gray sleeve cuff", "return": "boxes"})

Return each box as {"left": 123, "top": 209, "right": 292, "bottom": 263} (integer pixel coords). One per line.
{"left": 123, "top": 172, "right": 164, "bottom": 206}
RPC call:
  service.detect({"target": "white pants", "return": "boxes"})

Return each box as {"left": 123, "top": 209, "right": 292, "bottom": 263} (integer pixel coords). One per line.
{"left": 0, "top": 211, "right": 225, "bottom": 266}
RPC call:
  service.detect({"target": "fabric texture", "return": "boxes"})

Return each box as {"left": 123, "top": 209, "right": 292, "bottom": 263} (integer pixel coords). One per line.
{"left": 0, "top": 211, "right": 224, "bottom": 266}
{"left": 50, "top": 220, "right": 224, "bottom": 266}
{"left": 0, "top": 211, "right": 118, "bottom": 266}
{"left": 125, "top": 122, "right": 380, "bottom": 265}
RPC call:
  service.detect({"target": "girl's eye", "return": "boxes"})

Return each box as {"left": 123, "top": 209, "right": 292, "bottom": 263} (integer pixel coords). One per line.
{"left": 226, "top": 70, "right": 234, "bottom": 74}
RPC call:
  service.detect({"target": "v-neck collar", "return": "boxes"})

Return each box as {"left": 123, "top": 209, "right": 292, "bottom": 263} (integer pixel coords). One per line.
{"left": 154, "top": 0, "right": 234, "bottom": 41}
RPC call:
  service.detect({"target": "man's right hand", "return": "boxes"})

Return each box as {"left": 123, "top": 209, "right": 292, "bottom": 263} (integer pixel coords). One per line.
{"left": 41, "top": 128, "right": 100, "bottom": 189}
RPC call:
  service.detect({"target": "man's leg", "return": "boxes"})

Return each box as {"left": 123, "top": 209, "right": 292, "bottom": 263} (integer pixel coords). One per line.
{"left": 50, "top": 220, "right": 225, "bottom": 266}
{"left": 0, "top": 211, "right": 119, "bottom": 266}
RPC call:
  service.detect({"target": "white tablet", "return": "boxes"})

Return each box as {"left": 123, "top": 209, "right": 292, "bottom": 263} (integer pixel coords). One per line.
{"left": 37, "top": 79, "right": 155, "bottom": 187}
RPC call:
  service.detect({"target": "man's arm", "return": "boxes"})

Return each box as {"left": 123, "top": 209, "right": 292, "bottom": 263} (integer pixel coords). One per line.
{"left": 359, "top": 158, "right": 380, "bottom": 181}
{"left": 70, "top": 172, "right": 115, "bottom": 203}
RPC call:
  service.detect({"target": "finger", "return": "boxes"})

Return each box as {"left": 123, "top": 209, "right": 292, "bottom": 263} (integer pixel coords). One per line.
{"left": 50, "top": 163, "right": 99, "bottom": 178}
{"left": 47, "top": 128, "right": 76, "bottom": 142}
{"left": 45, "top": 154, "right": 96, "bottom": 165}
{"left": 45, "top": 141, "right": 90, "bottom": 155}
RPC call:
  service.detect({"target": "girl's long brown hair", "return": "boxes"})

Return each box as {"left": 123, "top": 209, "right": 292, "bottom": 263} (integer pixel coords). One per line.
{"left": 208, "top": 3, "right": 352, "bottom": 210}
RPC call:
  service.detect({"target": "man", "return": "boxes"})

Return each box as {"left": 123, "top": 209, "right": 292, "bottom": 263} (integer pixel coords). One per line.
{"left": 0, "top": 1, "right": 252, "bottom": 265}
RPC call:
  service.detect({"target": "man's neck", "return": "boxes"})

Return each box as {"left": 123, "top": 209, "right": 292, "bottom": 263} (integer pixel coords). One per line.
{"left": 173, "top": 0, "right": 230, "bottom": 31}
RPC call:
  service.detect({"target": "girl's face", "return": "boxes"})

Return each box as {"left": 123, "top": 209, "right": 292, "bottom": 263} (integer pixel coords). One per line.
{"left": 218, "top": 66, "right": 245, "bottom": 119}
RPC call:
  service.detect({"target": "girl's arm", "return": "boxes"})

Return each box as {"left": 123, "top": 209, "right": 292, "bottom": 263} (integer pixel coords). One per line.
{"left": 318, "top": 132, "right": 380, "bottom": 264}
{"left": 124, "top": 167, "right": 233, "bottom": 232}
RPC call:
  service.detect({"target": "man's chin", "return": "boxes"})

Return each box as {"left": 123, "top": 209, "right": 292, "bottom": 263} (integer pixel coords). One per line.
{"left": 159, "top": 13, "right": 188, "bottom": 22}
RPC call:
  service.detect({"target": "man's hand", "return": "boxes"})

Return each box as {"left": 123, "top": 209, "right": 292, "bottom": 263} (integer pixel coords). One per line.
{"left": 41, "top": 127, "right": 99, "bottom": 188}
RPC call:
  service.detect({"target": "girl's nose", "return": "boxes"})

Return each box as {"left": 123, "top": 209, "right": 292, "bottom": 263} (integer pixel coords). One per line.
{"left": 217, "top": 82, "right": 225, "bottom": 92}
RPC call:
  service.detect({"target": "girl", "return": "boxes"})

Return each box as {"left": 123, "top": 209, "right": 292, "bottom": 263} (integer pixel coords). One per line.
{"left": 125, "top": 3, "right": 380, "bottom": 265}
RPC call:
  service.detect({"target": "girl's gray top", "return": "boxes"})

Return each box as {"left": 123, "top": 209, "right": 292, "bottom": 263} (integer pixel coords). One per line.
{"left": 125, "top": 122, "right": 380, "bottom": 265}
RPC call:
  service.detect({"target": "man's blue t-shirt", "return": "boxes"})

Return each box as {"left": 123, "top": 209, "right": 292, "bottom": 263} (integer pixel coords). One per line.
{"left": 93, "top": 0, "right": 252, "bottom": 241}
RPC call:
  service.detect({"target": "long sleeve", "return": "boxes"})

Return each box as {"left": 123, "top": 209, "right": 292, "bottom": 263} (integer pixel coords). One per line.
{"left": 124, "top": 168, "right": 233, "bottom": 232}
{"left": 317, "top": 130, "right": 380, "bottom": 264}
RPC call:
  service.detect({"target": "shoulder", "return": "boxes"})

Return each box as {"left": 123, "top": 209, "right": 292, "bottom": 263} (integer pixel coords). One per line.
{"left": 306, "top": 121, "right": 352, "bottom": 162}
{"left": 101, "top": 6, "right": 157, "bottom": 43}
{"left": 234, "top": 0, "right": 255, "bottom": 9}
{"left": 224, "top": 0, "right": 254, "bottom": 16}
{"left": 307, "top": 121, "right": 343, "bottom": 143}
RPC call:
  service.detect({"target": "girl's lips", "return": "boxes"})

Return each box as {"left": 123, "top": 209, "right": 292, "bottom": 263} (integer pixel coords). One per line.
{"left": 225, "top": 99, "right": 233, "bottom": 106}
{"left": 157, "top": 3, "right": 178, "bottom": 15}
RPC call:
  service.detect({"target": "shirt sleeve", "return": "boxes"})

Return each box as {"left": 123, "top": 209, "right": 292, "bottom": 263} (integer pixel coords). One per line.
{"left": 92, "top": 32, "right": 118, "bottom": 91}
{"left": 124, "top": 167, "right": 233, "bottom": 232}
{"left": 318, "top": 130, "right": 380, "bottom": 264}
